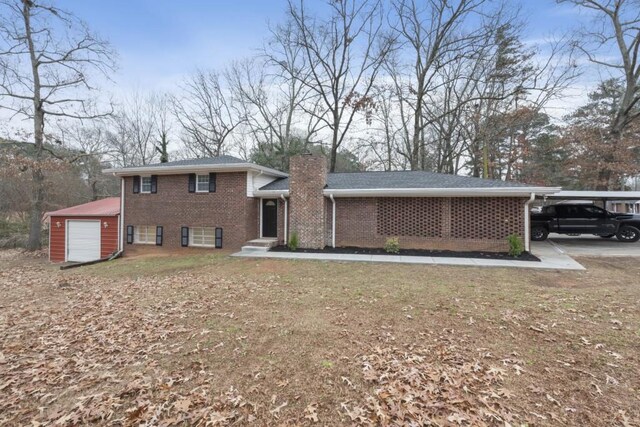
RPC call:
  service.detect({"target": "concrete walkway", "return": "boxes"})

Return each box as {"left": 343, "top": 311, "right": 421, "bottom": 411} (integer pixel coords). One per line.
{"left": 232, "top": 241, "right": 585, "bottom": 270}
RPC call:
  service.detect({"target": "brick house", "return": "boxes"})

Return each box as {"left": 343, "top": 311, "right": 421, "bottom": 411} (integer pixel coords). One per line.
{"left": 104, "top": 154, "right": 558, "bottom": 255}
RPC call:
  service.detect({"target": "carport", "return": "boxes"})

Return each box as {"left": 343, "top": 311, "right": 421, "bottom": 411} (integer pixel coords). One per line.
{"left": 536, "top": 190, "right": 640, "bottom": 257}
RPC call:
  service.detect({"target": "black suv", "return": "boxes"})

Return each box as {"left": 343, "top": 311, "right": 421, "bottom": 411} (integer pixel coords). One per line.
{"left": 531, "top": 204, "right": 640, "bottom": 242}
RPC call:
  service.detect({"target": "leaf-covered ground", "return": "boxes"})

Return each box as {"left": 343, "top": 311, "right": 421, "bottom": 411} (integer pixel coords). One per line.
{"left": 0, "top": 249, "right": 639, "bottom": 426}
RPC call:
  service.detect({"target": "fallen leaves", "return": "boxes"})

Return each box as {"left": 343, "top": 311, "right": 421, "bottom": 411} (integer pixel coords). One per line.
{"left": 342, "top": 343, "right": 529, "bottom": 426}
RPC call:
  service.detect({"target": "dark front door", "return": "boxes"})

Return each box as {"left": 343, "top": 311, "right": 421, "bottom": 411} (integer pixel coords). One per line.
{"left": 262, "top": 199, "right": 278, "bottom": 238}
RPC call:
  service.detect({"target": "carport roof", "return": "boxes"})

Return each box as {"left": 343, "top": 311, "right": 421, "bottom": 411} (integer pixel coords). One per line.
{"left": 44, "top": 197, "right": 120, "bottom": 218}
{"left": 544, "top": 190, "right": 640, "bottom": 200}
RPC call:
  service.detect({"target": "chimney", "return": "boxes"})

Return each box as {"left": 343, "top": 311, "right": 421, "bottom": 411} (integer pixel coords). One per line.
{"left": 288, "top": 153, "right": 327, "bottom": 249}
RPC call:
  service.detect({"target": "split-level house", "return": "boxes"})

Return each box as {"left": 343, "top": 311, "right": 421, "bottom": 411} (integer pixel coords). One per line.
{"left": 103, "top": 154, "right": 558, "bottom": 255}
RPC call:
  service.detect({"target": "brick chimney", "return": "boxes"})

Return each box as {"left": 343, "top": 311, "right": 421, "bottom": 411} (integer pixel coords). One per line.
{"left": 289, "top": 154, "right": 327, "bottom": 249}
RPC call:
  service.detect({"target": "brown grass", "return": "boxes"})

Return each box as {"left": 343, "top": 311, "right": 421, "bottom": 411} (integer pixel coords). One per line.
{"left": 0, "top": 249, "right": 639, "bottom": 426}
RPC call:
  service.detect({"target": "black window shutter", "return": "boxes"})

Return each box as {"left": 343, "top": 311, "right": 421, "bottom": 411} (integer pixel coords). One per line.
{"left": 156, "top": 226, "right": 163, "bottom": 246}
{"left": 188, "top": 174, "right": 196, "bottom": 193}
{"left": 132, "top": 176, "right": 140, "bottom": 194}
{"left": 209, "top": 173, "right": 217, "bottom": 192}
{"left": 150, "top": 175, "right": 158, "bottom": 193}
{"left": 181, "top": 227, "right": 189, "bottom": 247}
{"left": 215, "top": 227, "right": 223, "bottom": 248}
{"left": 126, "top": 225, "right": 134, "bottom": 244}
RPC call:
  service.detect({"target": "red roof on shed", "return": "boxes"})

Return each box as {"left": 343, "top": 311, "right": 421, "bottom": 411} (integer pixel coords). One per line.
{"left": 45, "top": 197, "right": 120, "bottom": 218}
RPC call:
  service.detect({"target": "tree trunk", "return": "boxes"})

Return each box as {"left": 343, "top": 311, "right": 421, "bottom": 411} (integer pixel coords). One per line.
{"left": 24, "top": 0, "right": 44, "bottom": 251}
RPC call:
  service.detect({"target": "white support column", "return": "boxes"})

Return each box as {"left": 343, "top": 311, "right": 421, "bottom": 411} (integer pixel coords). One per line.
{"left": 330, "top": 194, "right": 336, "bottom": 248}
{"left": 524, "top": 192, "right": 535, "bottom": 252}
{"left": 280, "top": 195, "right": 288, "bottom": 244}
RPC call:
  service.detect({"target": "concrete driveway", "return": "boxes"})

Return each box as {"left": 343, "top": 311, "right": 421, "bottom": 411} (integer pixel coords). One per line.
{"left": 546, "top": 233, "right": 640, "bottom": 257}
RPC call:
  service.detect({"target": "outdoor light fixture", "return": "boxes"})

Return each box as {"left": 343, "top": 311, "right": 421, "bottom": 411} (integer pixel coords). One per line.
{"left": 103, "top": 222, "right": 109, "bottom": 228}
{"left": 56, "top": 222, "right": 61, "bottom": 228}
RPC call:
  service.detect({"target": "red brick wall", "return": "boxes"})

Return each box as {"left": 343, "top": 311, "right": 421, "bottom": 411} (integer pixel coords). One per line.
{"left": 49, "top": 215, "right": 119, "bottom": 262}
{"left": 289, "top": 155, "right": 327, "bottom": 249}
{"left": 330, "top": 197, "right": 526, "bottom": 252}
{"left": 122, "top": 172, "right": 256, "bottom": 251}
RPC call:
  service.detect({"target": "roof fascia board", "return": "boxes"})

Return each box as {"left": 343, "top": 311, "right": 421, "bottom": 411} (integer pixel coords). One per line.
{"left": 103, "top": 163, "right": 288, "bottom": 178}
{"left": 254, "top": 189, "right": 290, "bottom": 197}
{"left": 254, "top": 187, "right": 560, "bottom": 198}
{"left": 323, "top": 187, "right": 560, "bottom": 197}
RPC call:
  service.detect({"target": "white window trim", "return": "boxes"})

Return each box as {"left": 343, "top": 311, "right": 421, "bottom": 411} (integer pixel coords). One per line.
{"left": 196, "top": 174, "right": 209, "bottom": 193}
{"left": 140, "top": 176, "right": 152, "bottom": 194}
{"left": 189, "top": 227, "right": 215, "bottom": 247}
{"left": 134, "top": 225, "right": 155, "bottom": 244}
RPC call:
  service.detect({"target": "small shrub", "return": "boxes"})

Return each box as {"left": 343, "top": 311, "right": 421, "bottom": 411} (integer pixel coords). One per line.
{"left": 507, "top": 234, "right": 524, "bottom": 257}
{"left": 384, "top": 237, "right": 400, "bottom": 254}
{"left": 288, "top": 231, "right": 299, "bottom": 251}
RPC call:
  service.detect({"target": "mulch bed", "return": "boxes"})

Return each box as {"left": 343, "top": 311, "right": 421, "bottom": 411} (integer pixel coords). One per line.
{"left": 270, "top": 245, "right": 540, "bottom": 262}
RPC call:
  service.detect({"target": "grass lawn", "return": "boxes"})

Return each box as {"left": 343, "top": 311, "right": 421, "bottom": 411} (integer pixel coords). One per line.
{"left": 1, "top": 249, "right": 639, "bottom": 426}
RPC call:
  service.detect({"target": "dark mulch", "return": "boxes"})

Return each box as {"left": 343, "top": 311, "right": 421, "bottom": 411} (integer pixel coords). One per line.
{"left": 270, "top": 245, "right": 540, "bottom": 262}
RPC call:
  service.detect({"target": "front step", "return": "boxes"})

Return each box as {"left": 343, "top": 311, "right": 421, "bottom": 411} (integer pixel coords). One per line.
{"left": 240, "top": 245, "right": 271, "bottom": 252}
{"left": 244, "top": 238, "right": 279, "bottom": 248}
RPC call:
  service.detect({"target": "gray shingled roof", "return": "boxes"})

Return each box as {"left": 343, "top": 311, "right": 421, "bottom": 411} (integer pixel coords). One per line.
{"left": 259, "top": 171, "right": 530, "bottom": 191}
{"left": 136, "top": 155, "right": 245, "bottom": 168}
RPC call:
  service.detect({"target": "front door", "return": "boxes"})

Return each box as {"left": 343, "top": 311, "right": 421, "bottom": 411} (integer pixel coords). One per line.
{"left": 262, "top": 199, "right": 278, "bottom": 238}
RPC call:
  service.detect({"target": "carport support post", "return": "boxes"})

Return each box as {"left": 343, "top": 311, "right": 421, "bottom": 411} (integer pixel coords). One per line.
{"left": 524, "top": 193, "right": 535, "bottom": 253}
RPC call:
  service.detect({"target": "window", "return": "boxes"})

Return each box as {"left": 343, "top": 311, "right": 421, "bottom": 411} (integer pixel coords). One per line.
{"left": 141, "top": 176, "right": 152, "bottom": 193}
{"left": 196, "top": 174, "right": 209, "bottom": 192}
{"left": 134, "top": 225, "right": 154, "bottom": 244}
{"left": 190, "top": 227, "right": 215, "bottom": 247}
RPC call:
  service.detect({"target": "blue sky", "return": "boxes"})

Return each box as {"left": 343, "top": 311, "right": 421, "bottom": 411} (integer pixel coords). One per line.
{"left": 55, "top": 0, "right": 599, "bottom": 105}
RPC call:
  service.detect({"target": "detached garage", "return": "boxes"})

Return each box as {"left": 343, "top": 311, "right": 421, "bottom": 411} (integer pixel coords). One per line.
{"left": 45, "top": 197, "right": 121, "bottom": 263}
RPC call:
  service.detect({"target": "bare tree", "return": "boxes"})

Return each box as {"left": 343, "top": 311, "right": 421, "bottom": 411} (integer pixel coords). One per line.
{"left": 229, "top": 20, "right": 327, "bottom": 170}
{"left": 172, "top": 69, "right": 242, "bottom": 158}
{"left": 0, "top": 0, "right": 116, "bottom": 250}
{"left": 287, "top": 0, "right": 394, "bottom": 172}
{"left": 151, "top": 92, "right": 172, "bottom": 163}
{"left": 388, "top": 0, "right": 489, "bottom": 170}
{"left": 562, "top": 0, "right": 640, "bottom": 188}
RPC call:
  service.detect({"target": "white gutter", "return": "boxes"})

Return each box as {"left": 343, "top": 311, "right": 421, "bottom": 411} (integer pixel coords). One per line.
{"left": 280, "top": 194, "right": 288, "bottom": 244}
{"left": 255, "top": 189, "right": 290, "bottom": 198}
{"left": 104, "top": 163, "right": 288, "bottom": 178}
{"left": 329, "top": 193, "right": 336, "bottom": 248}
{"left": 524, "top": 192, "right": 535, "bottom": 252}
{"left": 254, "top": 187, "right": 559, "bottom": 198}
{"left": 321, "top": 187, "right": 560, "bottom": 198}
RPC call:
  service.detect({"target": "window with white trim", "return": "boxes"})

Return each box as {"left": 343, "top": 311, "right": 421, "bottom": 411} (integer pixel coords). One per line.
{"left": 134, "top": 225, "right": 155, "bottom": 244}
{"left": 141, "top": 176, "right": 152, "bottom": 193}
{"left": 190, "top": 227, "right": 215, "bottom": 247}
{"left": 196, "top": 174, "right": 209, "bottom": 192}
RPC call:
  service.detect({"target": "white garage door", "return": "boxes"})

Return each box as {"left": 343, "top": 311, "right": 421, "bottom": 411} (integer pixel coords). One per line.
{"left": 67, "top": 220, "right": 101, "bottom": 262}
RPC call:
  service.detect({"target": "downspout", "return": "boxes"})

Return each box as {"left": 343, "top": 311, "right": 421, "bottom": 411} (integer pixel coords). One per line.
{"left": 329, "top": 193, "right": 336, "bottom": 248}
{"left": 119, "top": 176, "right": 124, "bottom": 251}
{"left": 280, "top": 194, "right": 288, "bottom": 244}
{"left": 524, "top": 192, "right": 535, "bottom": 253}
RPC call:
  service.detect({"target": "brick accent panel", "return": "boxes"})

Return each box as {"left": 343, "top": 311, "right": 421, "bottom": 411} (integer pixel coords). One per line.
{"left": 289, "top": 155, "right": 327, "bottom": 249}
{"left": 377, "top": 198, "right": 442, "bottom": 237}
{"left": 450, "top": 198, "right": 524, "bottom": 240}
{"left": 332, "top": 196, "right": 526, "bottom": 252}
{"left": 123, "top": 172, "right": 255, "bottom": 252}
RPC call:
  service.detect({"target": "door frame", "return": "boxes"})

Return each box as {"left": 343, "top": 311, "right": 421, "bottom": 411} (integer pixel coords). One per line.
{"left": 260, "top": 198, "right": 278, "bottom": 238}
{"left": 65, "top": 219, "right": 102, "bottom": 262}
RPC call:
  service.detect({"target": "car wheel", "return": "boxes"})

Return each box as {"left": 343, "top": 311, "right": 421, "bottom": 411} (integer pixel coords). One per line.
{"left": 531, "top": 226, "right": 549, "bottom": 241}
{"left": 616, "top": 225, "right": 640, "bottom": 243}
{"left": 599, "top": 234, "right": 615, "bottom": 238}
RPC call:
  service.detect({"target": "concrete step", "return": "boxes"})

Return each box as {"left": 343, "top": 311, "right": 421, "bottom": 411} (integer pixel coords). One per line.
{"left": 240, "top": 245, "right": 271, "bottom": 252}
{"left": 244, "top": 238, "right": 278, "bottom": 248}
